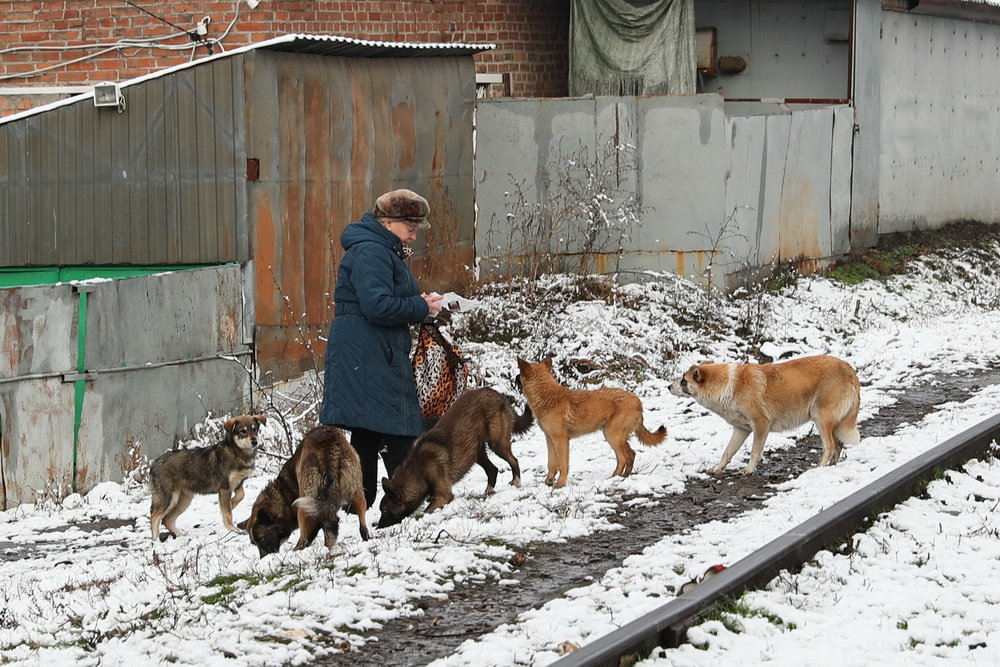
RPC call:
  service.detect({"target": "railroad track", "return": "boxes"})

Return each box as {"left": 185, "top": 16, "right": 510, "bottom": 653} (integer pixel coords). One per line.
{"left": 553, "top": 412, "right": 1000, "bottom": 667}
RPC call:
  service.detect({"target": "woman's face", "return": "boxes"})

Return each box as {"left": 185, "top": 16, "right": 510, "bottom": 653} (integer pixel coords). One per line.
{"left": 384, "top": 220, "right": 419, "bottom": 245}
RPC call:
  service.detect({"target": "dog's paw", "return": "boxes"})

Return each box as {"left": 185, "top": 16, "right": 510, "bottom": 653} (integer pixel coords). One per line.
{"left": 708, "top": 466, "right": 724, "bottom": 476}
{"left": 739, "top": 466, "right": 757, "bottom": 476}
{"left": 510, "top": 477, "right": 522, "bottom": 489}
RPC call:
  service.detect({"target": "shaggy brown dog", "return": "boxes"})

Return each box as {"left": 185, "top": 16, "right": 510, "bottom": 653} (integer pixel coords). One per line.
{"left": 240, "top": 426, "right": 370, "bottom": 557}
{"left": 378, "top": 388, "right": 533, "bottom": 527}
{"left": 516, "top": 357, "right": 666, "bottom": 487}
{"left": 149, "top": 414, "right": 266, "bottom": 541}
{"left": 669, "top": 355, "right": 861, "bottom": 475}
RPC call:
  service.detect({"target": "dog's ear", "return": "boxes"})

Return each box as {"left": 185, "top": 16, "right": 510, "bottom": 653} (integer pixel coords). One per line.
{"left": 542, "top": 355, "right": 554, "bottom": 369}
{"left": 692, "top": 368, "right": 703, "bottom": 384}
{"left": 236, "top": 518, "right": 249, "bottom": 530}
{"left": 223, "top": 417, "right": 238, "bottom": 433}
{"left": 381, "top": 477, "right": 397, "bottom": 501}
{"left": 254, "top": 414, "right": 267, "bottom": 426}
{"left": 516, "top": 358, "right": 528, "bottom": 373}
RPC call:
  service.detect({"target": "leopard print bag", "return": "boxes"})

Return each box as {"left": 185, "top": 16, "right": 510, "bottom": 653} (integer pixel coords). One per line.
{"left": 411, "top": 322, "right": 472, "bottom": 419}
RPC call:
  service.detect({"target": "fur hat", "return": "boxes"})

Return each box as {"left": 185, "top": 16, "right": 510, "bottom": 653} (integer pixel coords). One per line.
{"left": 373, "top": 189, "right": 430, "bottom": 229}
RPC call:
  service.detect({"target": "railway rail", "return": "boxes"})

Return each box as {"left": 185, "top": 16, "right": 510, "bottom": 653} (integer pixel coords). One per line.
{"left": 554, "top": 412, "right": 1000, "bottom": 667}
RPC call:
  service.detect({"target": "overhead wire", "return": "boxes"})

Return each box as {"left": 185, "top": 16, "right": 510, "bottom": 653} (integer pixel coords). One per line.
{"left": 0, "top": 0, "right": 251, "bottom": 81}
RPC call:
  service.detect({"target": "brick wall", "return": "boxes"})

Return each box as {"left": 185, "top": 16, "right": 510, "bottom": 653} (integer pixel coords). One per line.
{"left": 0, "top": 0, "right": 570, "bottom": 116}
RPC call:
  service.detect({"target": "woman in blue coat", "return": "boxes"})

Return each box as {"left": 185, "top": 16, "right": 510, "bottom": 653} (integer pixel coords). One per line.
{"left": 320, "top": 189, "right": 443, "bottom": 507}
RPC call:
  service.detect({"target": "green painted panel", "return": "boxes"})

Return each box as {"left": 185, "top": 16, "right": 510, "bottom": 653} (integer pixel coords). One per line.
{"left": 0, "top": 264, "right": 226, "bottom": 288}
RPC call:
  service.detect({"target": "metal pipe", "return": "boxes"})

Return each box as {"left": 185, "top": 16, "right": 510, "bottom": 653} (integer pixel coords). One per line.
{"left": 554, "top": 412, "right": 1000, "bottom": 667}
{"left": 0, "top": 350, "right": 253, "bottom": 386}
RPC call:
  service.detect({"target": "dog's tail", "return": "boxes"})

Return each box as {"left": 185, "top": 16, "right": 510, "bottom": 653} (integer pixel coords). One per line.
{"left": 636, "top": 422, "right": 668, "bottom": 446}
{"left": 293, "top": 462, "right": 342, "bottom": 527}
{"left": 834, "top": 380, "right": 862, "bottom": 445}
{"left": 503, "top": 394, "right": 535, "bottom": 436}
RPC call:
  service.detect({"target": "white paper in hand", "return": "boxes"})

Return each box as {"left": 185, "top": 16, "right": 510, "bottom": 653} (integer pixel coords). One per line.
{"left": 430, "top": 292, "right": 480, "bottom": 313}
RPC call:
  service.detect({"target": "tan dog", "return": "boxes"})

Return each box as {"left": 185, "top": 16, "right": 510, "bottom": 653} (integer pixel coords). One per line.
{"left": 516, "top": 357, "right": 666, "bottom": 487}
{"left": 669, "top": 355, "right": 861, "bottom": 475}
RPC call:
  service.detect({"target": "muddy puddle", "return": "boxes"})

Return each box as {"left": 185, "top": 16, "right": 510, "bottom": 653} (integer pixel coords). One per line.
{"left": 316, "top": 364, "right": 1000, "bottom": 665}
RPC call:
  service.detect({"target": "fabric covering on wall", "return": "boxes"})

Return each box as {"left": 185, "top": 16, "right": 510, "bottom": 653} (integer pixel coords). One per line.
{"left": 570, "top": 0, "right": 696, "bottom": 97}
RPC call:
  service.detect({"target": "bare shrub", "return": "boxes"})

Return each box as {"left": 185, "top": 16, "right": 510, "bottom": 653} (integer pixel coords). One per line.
{"left": 482, "top": 134, "right": 645, "bottom": 286}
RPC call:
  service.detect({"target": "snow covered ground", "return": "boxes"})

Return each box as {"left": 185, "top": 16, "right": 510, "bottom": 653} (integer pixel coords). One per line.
{"left": 2, "top": 239, "right": 999, "bottom": 666}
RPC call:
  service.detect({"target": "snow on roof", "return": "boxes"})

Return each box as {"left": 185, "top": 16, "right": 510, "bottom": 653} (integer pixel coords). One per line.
{"left": 0, "top": 34, "right": 495, "bottom": 126}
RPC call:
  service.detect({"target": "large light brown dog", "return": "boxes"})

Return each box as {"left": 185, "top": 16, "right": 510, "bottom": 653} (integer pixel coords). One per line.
{"left": 516, "top": 357, "right": 666, "bottom": 487}
{"left": 669, "top": 355, "right": 861, "bottom": 476}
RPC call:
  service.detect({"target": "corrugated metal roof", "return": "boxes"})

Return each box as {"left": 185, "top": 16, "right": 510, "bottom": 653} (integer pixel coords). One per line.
{"left": 0, "top": 34, "right": 494, "bottom": 125}
{"left": 257, "top": 33, "right": 494, "bottom": 57}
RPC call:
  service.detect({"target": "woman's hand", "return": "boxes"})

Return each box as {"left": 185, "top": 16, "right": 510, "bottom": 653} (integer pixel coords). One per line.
{"left": 422, "top": 292, "right": 444, "bottom": 316}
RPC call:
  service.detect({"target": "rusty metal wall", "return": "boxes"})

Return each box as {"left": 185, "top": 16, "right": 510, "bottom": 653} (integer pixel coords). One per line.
{"left": 0, "top": 57, "right": 248, "bottom": 266}
{"left": 244, "top": 51, "right": 478, "bottom": 382}
{"left": 879, "top": 11, "right": 1000, "bottom": 232}
{"left": 0, "top": 266, "right": 250, "bottom": 509}
{"left": 475, "top": 95, "right": 854, "bottom": 285}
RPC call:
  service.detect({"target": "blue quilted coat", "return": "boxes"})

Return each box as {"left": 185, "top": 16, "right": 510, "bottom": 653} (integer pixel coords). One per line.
{"left": 319, "top": 213, "right": 429, "bottom": 436}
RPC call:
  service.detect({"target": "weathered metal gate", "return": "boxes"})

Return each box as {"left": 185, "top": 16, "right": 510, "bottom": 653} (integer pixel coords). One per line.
{"left": 0, "top": 266, "right": 250, "bottom": 508}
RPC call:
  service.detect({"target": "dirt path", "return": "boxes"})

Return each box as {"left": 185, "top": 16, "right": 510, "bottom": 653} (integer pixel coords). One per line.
{"left": 316, "top": 364, "right": 1000, "bottom": 665}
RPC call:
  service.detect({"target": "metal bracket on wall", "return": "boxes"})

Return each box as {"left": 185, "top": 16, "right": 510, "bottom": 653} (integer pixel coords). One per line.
{"left": 61, "top": 373, "right": 97, "bottom": 383}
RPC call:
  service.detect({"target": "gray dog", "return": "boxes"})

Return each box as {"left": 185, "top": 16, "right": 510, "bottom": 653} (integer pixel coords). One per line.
{"left": 149, "top": 414, "right": 266, "bottom": 540}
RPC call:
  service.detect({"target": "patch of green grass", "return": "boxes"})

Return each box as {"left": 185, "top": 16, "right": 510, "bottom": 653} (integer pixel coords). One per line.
{"left": 826, "top": 261, "right": 883, "bottom": 285}
{"left": 826, "top": 244, "right": 929, "bottom": 285}
{"left": 702, "top": 597, "right": 795, "bottom": 634}
{"left": 201, "top": 572, "right": 270, "bottom": 605}
{"left": 913, "top": 466, "right": 948, "bottom": 499}
{"left": 201, "top": 586, "right": 238, "bottom": 606}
